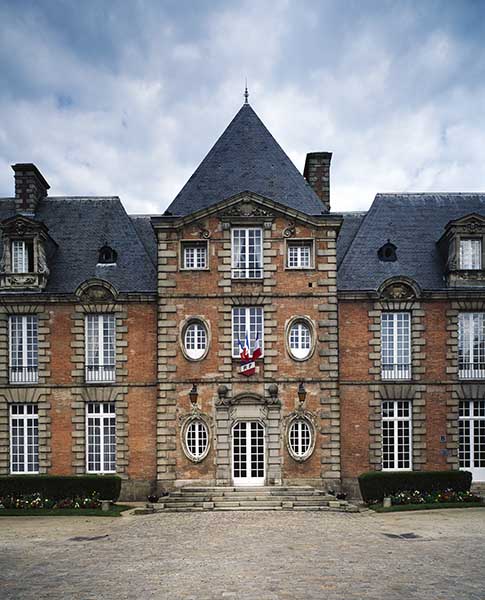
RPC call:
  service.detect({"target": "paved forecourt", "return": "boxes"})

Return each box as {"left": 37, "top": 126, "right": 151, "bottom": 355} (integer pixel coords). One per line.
{"left": 1, "top": 508, "right": 484, "bottom": 600}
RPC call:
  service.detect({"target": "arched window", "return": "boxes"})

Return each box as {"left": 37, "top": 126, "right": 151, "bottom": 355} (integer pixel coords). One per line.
{"left": 183, "top": 320, "right": 208, "bottom": 360}
{"left": 288, "top": 320, "right": 312, "bottom": 360}
{"left": 184, "top": 419, "right": 209, "bottom": 461}
{"left": 98, "top": 246, "right": 117, "bottom": 264}
{"left": 288, "top": 419, "right": 314, "bottom": 460}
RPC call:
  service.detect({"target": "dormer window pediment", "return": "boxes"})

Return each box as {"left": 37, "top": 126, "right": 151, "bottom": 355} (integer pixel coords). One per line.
{"left": 0, "top": 215, "right": 54, "bottom": 291}
{"left": 438, "top": 213, "right": 485, "bottom": 287}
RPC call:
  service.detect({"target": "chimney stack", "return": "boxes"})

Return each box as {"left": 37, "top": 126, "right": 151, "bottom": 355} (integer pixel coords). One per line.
{"left": 12, "top": 163, "right": 50, "bottom": 215}
{"left": 303, "top": 152, "right": 332, "bottom": 212}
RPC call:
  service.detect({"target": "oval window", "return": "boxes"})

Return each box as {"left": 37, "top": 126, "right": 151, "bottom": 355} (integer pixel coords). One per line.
{"left": 185, "top": 419, "right": 209, "bottom": 461}
{"left": 184, "top": 321, "right": 208, "bottom": 360}
{"left": 288, "top": 419, "right": 313, "bottom": 460}
{"left": 288, "top": 321, "right": 312, "bottom": 360}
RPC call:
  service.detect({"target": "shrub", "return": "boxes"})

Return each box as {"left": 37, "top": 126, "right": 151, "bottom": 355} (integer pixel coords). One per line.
{"left": 358, "top": 470, "right": 472, "bottom": 504}
{"left": 0, "top": 475, "right": 121, "bottom": 501}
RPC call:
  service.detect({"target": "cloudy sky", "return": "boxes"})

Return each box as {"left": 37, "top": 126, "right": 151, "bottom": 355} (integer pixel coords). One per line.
{"left": 1, "top": 0, "right": 485, "bottom": 214}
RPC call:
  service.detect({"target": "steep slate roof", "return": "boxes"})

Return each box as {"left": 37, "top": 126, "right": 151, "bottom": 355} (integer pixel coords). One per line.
{"left": 338, "top": 193, "right": 485, "bottom": 292}
{"left": 130, "top": 215, "right": 158, "bottom": 266}
{"left": 166, "top": 103, "right": 327, "bottom": 216}
{"left": 336, "top": 212, "right": 366, "bottom": 267}
{"left": 0, "top": 197, "right": 157, "bottom": 294}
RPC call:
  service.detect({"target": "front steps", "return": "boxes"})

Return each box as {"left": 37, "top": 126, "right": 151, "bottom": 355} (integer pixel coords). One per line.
{"left": 135, "top": 486, "right": 359, "bottom": 514}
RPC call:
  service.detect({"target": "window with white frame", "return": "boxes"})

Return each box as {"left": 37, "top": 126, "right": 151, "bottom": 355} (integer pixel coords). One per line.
{"left": 381, "top": 312, "right": 411, "bottom": 379}
{"left": 287, "top": 241, "right": 313, "bottom": 269}
{"left": 231, "top": 228, "right": 263, "bottom": 279}
{"left": 182, "top": 241, "right": 207, "bottom": 270}
{"left": 288, "top": 419, "right": 313, "bottom": 460}
{"left": 232, "top": 307, "right": 264, "bottom": 358}
{"left": 86, "top": 402, "right": 116, "bottom": 473}
{"left": 184, "top": 419, "right": 209, "bottom": 461}
{"left": 382, "top": 400, "right": 412, "bottom": 470}
{"left": 458, "top": 312, "right": 485, "bottom": 379}
{"left": 11, "top": 240, "right": 33, "bottom": 273}
{"left": 460, "top": 239, "right": 482, "bottom": 270}
{"left": 10, "top": 404, "right": 39, "bottom": 473}
{"left": 458, "top": 313, "right": 485, "bottom": 379}
{"left": 85, "top": 314, "right": 116, "bottom": 382}
{"left": 183, "top": 320, "right": 208, "bottom": 360}
{"left": 288, "top": 320, "right": 312, "bottom": 360}
{"left": 459, "top": 400, "right": 485, "bottom": 478}
{"left": 9, "top": 315, "right": 38, "bottom": 384}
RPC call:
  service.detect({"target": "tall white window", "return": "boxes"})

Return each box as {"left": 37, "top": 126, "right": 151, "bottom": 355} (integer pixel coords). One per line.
{"left": 382, "top": 400, "right": 412, "bottom": 470}
{"left": 459, "top": 400, "right": 485, "bottom": 481}
{"left": 182, "top": 242, "right": 207, "bottom": 270}
{"left": 460, "top": 239, "right": 482, "bottom": 270}
{"left": 183, "top": 321, "right": 208, "bottom": 360}
{"left": 459, "top": 313, "right": 485, "bottom": 379}
{"left": 287, "top": 241, "right": 313, "bottom": 269}
{"left": 381, "top": 312, "right": 411, "bottom": 380}
{"left": 9, "top": 315, "right": 38, "bottom": 384}
{"left": 10, "top": 404, "right": 39, "bottom": 473}
{"left": 85, "top": 314, "right": 116, "bottom": 382}
{"left": 232, "top": 307, "right": 264, "bottom": 358}
{"left": 231, "top": 228, "right": 263, "bottom": 279}
{"left": 86, "top": 402, "right": 116, "bottom": 473}
{"left": 11, "top": 240, "right": 30, "bottom": 273}
{"left": 288, "top": 321, "right": 312, "bottom": 360}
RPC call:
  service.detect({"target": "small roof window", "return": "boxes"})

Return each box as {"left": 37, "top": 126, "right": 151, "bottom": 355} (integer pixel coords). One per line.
{"left": 98, "top": 245, "right": 117, "bottom": 265}
{"left": 378, "top": 241, "right": 397, "bottom": 262}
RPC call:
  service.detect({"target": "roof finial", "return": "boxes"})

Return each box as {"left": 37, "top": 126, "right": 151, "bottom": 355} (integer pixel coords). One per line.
{"left": 244, "top": 78, "right": 249, "bottom": 104}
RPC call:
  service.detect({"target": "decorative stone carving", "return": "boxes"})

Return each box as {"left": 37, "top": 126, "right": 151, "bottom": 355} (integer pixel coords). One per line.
{"left": 222, "top": 202, "right": 274, "bottom": 218}
{"left": 283, "top": 222, "right": 296, "bottom": 238}
{"left": 75, "top": 279, "right": 118, "bottom": 302}
{"left": 381, "top": 283, "right": 415, "bottom": 300}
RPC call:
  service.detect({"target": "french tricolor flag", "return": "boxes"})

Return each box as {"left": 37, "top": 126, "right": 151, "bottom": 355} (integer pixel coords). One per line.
{"left": 239, "top": 335, "right": 250, "bottom": 363}
{"left": 252, "top": 334, "right": 262, "bottom": 360}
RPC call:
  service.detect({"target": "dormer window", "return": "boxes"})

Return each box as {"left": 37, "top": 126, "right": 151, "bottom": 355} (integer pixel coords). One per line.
{"left": 11, "top": 240, "right": 34, "bottom": 273}
{"left": 460, "top": 239, "right": 482, "bottom": 270}
{"left": 0, "top": 215, "right": 53, "bottom": 291}
{"left": 98, "top": 246, "right": 117, "bottom": 265}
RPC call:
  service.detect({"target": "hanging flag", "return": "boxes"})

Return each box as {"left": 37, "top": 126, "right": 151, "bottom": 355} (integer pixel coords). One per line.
{"left": 239, "top": 332, "right": 260, "bottom": 376}
{"left": 252, "top": 334, "right": 262, "bottom": 360}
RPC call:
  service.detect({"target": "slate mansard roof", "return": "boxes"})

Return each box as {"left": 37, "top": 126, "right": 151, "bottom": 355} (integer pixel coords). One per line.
{"left": 338, "top": 193, "right": 485, "bottom": 292}
{"left": 165, "top": 103, "right": 327, "bottom": 217}
{"left": 0, "top": 196, "right": 157, "bottom": 294}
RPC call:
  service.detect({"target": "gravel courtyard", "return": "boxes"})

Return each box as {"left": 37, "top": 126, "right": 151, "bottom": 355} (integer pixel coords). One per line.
{"left": 1, "top": 508, "right": 484, "bottom": 600}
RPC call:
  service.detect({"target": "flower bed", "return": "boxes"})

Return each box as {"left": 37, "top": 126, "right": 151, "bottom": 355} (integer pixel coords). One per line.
{"left": 389, "top": 489, "right": 481, "bottom": 505}
{"left": 0, "top": 491, "right": 101, "bottom": 510}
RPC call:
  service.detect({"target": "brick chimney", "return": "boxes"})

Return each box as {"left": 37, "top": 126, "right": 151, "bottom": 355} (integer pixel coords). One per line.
{"left": 12, "top": 163, "right": 50, "bottom": 215}
{"left": 303, "top": 152, "right": 332, "bottom": 212}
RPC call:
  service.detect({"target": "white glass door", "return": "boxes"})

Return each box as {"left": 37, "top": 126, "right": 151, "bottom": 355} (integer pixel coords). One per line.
{"left": 232, "top": 421, "right": 265, "bottom": 486}
{"left": 459, "top": 400, "right": 485, "bottom": 481}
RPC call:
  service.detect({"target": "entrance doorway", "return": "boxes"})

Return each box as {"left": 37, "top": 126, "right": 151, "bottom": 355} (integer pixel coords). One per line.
{"left": 232, "top": 421, "right": 265, "bottom": 486}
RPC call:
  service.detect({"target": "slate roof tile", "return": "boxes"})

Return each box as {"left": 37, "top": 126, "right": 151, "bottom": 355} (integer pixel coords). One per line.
{"left": 166, "top": 103, "right": 327, "bottom": 216}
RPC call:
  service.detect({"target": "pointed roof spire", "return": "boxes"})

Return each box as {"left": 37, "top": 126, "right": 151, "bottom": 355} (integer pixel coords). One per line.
{"left": 166, "top": 103, "right": 327, "bottom": 216}
{"left": 244, "top": 79, "right": 249, "bottom": 104}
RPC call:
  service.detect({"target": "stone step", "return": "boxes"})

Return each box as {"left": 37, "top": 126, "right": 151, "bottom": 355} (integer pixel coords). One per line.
{"left": 213, "top": 500, "right": 284, "bottom": 508}
{"left": 214, "top": 505, "right": 284, "bottom": 511}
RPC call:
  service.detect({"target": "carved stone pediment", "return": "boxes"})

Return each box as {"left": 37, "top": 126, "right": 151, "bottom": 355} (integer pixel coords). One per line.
{"left": 75, "top": 279, "right": 118, "bottom": 303}
{"left": 379, "top": 278, "right": 418, "bottom": 300}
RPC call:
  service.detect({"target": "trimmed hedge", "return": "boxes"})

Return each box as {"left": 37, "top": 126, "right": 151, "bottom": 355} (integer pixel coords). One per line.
{"left": 0, "top": 475, "right": 121, "bottom": 501}
{"left": 358, "top": 470, "right": 472, "bottom": 504}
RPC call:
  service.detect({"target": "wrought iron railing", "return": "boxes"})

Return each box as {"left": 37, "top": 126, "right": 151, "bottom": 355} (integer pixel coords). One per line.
{"left": 458, "top": 362, "right": 485, "bottom": 379}
{"left": 9, "top": 366, "right": 38, "bottom": 384}
{"left": 381, "top": 363, "right": 411, "bottom": 380}
{"left": 85, "top": 365, "right": 116, "bottom": 383}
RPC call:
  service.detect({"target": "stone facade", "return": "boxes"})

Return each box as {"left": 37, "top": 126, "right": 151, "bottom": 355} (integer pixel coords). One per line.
{"left": 152, "top": 195, "right": 341, "bottom": 492}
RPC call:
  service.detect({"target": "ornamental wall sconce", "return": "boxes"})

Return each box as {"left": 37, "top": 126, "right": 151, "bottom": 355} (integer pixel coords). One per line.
{"left": 189, "top": 383, "right": 198, "bottom": 406}
{"left": 297, "top": 382, "right": 307, "bottom": 405}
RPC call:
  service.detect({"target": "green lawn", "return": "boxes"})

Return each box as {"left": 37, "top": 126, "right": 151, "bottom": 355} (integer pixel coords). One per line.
{"left": 370, "top": 501, "right": 484, "bottom": 513}
{"left": 0, "top": 504, "right": 132, "bottom": 517}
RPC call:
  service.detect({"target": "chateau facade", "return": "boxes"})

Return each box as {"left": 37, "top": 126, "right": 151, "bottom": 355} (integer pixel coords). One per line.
{"left": 1, "top": 101, "right": 484, "bottom": 499}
